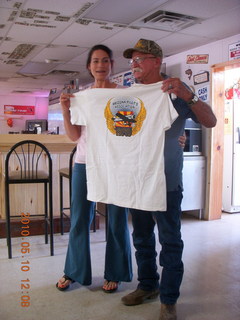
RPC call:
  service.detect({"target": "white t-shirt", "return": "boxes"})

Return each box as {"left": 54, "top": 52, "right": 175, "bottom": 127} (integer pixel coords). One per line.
{"left": 74, "top": 85, "right": 125, "bottom": 164}
{"left": 74, "top": 126, "right": 87, "bottom": 164}
{"left": 70, "top": 81, "right": 178, "bottom": 211}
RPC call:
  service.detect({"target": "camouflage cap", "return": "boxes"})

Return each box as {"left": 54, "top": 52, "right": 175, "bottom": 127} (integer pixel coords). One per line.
{"left": 123, "top": 39, "right": 163, "bottom": 58}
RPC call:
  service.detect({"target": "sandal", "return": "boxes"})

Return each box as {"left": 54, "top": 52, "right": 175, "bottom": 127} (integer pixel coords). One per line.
{"left": 56, "top": 275, "right": 75, "bottom": 291}
{"left": 102, "top": 280, "right": 120, "bottom": 293}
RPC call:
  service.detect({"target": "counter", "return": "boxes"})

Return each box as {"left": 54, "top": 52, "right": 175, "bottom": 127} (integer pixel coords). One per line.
{"left": 182, "top": 155, "right": 206, "bottom": 219}
{"left": 0, "top": 134, "right": 75, "bottom": 153}
{"left": 0, "top": 134, "right": 76, "bottom": 220}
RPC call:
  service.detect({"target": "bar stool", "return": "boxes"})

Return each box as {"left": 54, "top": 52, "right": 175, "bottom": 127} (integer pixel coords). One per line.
{"left": 59, "top": 146, "right": 77, "bottom": 235}
{"left": 59, "top": 146, "right": 106, "bottom": 237}
{"left": 5, "top": 140, "right": 53, "bottom": 259}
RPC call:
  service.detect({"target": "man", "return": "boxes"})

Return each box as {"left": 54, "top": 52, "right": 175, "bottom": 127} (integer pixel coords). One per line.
{"left": 121, "top": 39, "right": 217, "bottom": 320}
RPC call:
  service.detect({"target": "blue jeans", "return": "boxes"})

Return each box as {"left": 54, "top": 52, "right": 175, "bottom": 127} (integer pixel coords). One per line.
{"left": 130, "top": 189, "right": 184, "bottom": 305}
{"left": 64, "top": 163, "right": 132, "bottom": 285}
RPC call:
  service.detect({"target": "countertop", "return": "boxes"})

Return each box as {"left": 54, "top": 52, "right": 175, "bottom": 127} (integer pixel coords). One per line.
{"left": 0, "top": 134, "right": 76, "bottom": 153}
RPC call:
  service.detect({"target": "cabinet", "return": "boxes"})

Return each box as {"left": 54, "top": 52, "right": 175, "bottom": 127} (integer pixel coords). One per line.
{"left": 182, "top": 156, "right": 206, "bottom": 218}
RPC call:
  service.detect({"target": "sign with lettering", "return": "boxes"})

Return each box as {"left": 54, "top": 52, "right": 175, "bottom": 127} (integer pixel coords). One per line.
{"left": 229, "top": 41, "right": 240, "bottom": 60}
{"left": 123, "top": 71, "right": 135, "bottom": 87}
{"left": 4, "top": 105, "right": 35, "bottom": 115}
{"left": 197, "top": 85, "right": 209, "bottom": 102}
{"left": 112, "top": 74, "right": 123, "bottom": 85}
{"left": 186, "top": 54, "right": 209, "bottom": 64}
{"left": 193, "top": 71, "right": 209, "bottom": 85}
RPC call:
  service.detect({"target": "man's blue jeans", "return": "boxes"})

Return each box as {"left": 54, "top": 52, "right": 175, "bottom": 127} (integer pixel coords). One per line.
{"left": 130, "top": 189, "right": 184, "bottom": 305}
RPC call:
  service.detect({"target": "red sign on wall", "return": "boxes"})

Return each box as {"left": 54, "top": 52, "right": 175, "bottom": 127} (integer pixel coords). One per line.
{"left": 186, "top": 54, "right": 209, "bottom": 64}
{"left": 4, "top": 105, "right": 35, "bottom": 115}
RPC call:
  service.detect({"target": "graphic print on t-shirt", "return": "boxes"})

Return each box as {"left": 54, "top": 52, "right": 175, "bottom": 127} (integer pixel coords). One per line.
{"left": 104, "top": 96, "right": 146, "bottom": 137}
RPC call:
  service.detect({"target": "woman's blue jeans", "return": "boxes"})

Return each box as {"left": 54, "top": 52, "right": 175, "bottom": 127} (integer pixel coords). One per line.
{"left": 64, "top": 163, "right": 132, "bottom": 285}
{"left": 130, "top": 189, "right": 184, "bottom": 304}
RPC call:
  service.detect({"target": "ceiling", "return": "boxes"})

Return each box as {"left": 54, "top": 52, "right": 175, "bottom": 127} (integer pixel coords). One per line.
{"left": 0, "top": 0, "right": 239, "bottom": 98}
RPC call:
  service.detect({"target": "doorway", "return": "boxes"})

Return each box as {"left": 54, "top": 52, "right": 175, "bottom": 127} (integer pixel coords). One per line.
{"left": 205, "top": 58, "right": 240, "bottom": 220}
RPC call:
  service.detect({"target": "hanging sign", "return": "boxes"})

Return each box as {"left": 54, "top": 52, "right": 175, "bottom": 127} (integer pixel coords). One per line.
{"left": 4, "top": 105, "right": 35, "bottom": 115}
{"left": 229, "top": 41, "right": 240, "bottom": 60}
{"left": 193, "top": 71, "right": 209, "bottom": 85}
{"left": 123, "top": 71, "right": 135, "bottom": 87}
{"left": 224, "top": 101, "right": 232, "bottom": 135}
{"left": 186, "top": 54, "right": 209, "bottom": 64}
{"left": 197, "top": 85, "right": 209, "bottom": 102}
{"left": 123, "top": 71, "right": 134, "bottom": 87}
{"left": 112, "top": 74, "right": 123, "bottom": 86}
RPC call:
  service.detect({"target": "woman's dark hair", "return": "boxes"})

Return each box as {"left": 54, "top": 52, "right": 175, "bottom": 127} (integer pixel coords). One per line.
{"left": 86, "top": 44, "right": 113, "bottom": 71}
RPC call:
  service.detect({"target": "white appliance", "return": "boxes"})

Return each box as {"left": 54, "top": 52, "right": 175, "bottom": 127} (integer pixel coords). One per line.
{"left": 182, "top": 156, "right": 206, "bottom": 219}
{"left": 222, "top": 67, "right": 240, "bottom": 213}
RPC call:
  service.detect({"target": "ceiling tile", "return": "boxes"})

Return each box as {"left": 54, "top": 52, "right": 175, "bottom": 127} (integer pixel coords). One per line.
{"left": 52, "top": 22, "right": 122, "bottom": 46}
{"left": 159, "top": 0, "right": 240, "bottom": 17}
{"left": 31, "top": 46, "right": 87, "bottom": 63}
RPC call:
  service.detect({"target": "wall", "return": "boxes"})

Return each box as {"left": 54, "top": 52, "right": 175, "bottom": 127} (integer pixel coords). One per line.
{"left": 48, "top": 102, "right": 65, "bottom": 134}
{"left": 0, "top": 95, "right": 49, "bottom": 134}
{"left": 163, "top": 34, "right": 240, "bottom": 155}
{"left": 163, "top": 34, "right": 240, "bottom": 80}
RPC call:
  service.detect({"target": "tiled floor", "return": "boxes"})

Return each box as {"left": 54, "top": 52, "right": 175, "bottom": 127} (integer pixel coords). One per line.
{"left": 0, "top": 212, "right": 239, "bottom": 320}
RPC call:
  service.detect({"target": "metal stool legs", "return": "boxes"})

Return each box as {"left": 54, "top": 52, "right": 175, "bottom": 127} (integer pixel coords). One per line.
{"left": 59, "top": 173, "right": 65, "bottom": 235}
{"left": 5, "top": 181, "right": 54, "bottom": 259}
{"left": 5, "top": 181, "right": 12, "bottom": 259}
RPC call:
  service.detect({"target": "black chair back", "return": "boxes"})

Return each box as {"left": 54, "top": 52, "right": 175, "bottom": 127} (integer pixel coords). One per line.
{"left": 5, "top": 139, "right": 53, "bottom": 258}
{"left": 5, "top": 140, "right": 52, "bottom": 183}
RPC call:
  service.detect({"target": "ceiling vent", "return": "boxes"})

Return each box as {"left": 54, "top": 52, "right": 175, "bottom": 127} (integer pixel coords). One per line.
{"left": 76, "top": 18, "right": 91, "bottom": 25}
{"left": 136, "top": 10, "right": 202, "bottom": 32}
{"left": 74, "top": 2, "right": 95, "bottom": 18}
{"left": 8, "top": 44, "right": 36, "bottom": 59}
{"left": 8, "top": 10, "right": 18, "bottom": 22}
{"left": 0, "top": 77, "right": 9, "bottom": 81}
{"left": 12, "top": 90, "right": 33, "bottom": 93}
{"left": 55, "top": 16, "right": 71, "bottom": 22}
{"left": 18, "top": 61, "right": 58, "bottom": 75}
{"left": 20, "top": 10, "right": 36, "bottom": 19}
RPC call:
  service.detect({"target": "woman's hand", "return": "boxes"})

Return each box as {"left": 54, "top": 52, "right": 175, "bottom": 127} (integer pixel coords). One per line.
{"left": 59, "top": 92, "right": 81, "bottom": 141}
{"left": 178, "top": 133, "right": 186, "bottom": 149}
{"left": 60, "top": 93, "right": 74, "bottom": 113}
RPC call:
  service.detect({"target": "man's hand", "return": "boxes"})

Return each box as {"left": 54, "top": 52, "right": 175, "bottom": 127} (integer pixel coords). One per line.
{"left": 161, "top": 78, "right": 193, "bottom": 102}
{"left": 162, "top": 78, "right": 217, "bottom": 128}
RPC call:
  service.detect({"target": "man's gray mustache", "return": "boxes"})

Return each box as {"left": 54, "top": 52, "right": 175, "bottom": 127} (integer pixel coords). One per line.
{"left": 133, "top": 67, "right": 142, "bottom": 72}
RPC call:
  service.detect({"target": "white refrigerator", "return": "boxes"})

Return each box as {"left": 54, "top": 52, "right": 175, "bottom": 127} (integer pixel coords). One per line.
{"left": 222, "top": 67, "right": 240, "bottom": 213}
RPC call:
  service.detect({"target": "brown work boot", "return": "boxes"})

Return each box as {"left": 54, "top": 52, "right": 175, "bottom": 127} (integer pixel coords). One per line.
{"left": 159, "top": 303, "right": 177, "bottom": 320}
{"left": 121, "top": 288, "right": 159, "bottom": 306}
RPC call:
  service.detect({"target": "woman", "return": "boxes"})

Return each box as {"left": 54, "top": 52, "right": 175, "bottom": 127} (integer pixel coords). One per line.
{"left": 56, "top": 45, "right": 132, "bottom": 293}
